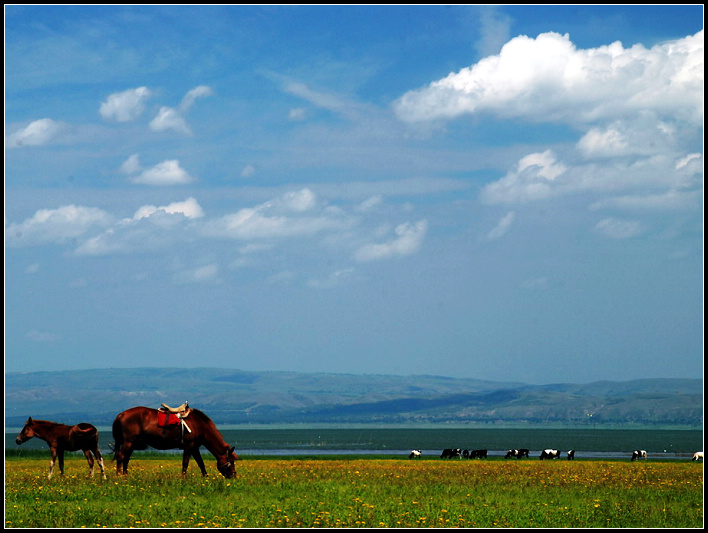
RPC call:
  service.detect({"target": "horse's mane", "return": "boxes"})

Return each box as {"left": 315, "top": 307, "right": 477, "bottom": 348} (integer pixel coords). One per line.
{"left": 187, "top": 408, "right": 215, "bottom": 425}
{"left": 28, "top": 419, "right": 71, "bottom": 427}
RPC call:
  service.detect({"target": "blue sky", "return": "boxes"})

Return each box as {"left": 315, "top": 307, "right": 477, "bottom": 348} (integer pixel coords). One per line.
{"left": 5, "top": 5, "right": 703, "bottom": 384}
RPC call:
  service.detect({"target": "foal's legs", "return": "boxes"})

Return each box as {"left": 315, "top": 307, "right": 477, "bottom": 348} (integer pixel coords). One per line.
{"left": 57, "top": 449, "right": 65, "bottom": 476}
{"left": 47, "top": 447, "right": 58, "bottom": 479}
{"left": 93, "top": 448, "right": 107, "bottom": 479}
{"left": 83, "top": 449, "right": 95, "bottom": 476}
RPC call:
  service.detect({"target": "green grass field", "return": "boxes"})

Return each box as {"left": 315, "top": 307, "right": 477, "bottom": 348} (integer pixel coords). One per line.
{"left": 5, "top": 455, "right": 703, "bottom": 528}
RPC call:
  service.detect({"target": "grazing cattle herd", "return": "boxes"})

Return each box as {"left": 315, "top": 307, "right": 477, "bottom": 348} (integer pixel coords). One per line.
{"left": 408, "top": 448, "right": 703, "bottom": 461}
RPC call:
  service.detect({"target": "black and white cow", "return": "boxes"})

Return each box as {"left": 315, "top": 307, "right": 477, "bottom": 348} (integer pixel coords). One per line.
{"left": 409, "top": 449, "right": 422, "bottom": 459}
{"left": 462, "top": 449, "right": 470, "bottom": 459}
{"left": 441, "top": 448, "right": 462, "bottom": 459}
{"left": 567, "top": 449, "right": 575, "bottom": 460}
{"left": 631, "top": 450, "right": 647, "bottom": 461}
{"left": 540, "top": 449, "right": 561, "bottom": 460}
{"left": 692, "top": 451, "right": 703, "bottom": 461}
{"left": 470, "top": 449, "right": 488, "bottom": 459}
{"left": 505, "top": 448, "right": 529, "bottom": 459}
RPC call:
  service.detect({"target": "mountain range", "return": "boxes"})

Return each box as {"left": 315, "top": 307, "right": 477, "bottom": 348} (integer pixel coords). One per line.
{"left": 4, "top": 367, "right": 703, "bottom": 428}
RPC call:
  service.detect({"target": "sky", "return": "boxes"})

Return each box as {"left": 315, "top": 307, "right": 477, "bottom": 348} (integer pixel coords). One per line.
{"left": 4, "top": 5, "right": 704, "bottom": 385}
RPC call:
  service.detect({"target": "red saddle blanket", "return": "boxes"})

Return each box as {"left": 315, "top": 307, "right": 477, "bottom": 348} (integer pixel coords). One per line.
{"left": 157, "top": 411, "right": 181, "bottom": 428}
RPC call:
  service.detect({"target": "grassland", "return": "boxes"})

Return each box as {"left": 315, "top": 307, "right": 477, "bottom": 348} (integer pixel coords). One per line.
{"left": 5, "top": 455, "right": 703, "bottom": 528}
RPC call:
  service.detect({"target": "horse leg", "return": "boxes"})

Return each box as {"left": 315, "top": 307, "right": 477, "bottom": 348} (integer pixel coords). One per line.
{"left": 181, "top": 449, "right": 192, "bottom": 477}
{"left": 84, "top": 450, "right": 95, "bottom": 477}
{"left": 57, "top": 449, "right": 65, "bottom": 477}
{"left": 116, "top": 443, "right": 134, "bottom": 475}
{"left": 192, "top": 449, "right": 208, "bottom": 476}
{"left": 94, "top": 448, "right": 107, "bottom": 479}
{"left": 48, "top": 447, "right": 58, "bottom": 479}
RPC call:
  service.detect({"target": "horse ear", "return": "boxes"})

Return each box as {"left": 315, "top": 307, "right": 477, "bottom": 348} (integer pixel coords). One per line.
{"left": 28, "top": 417, "right": 33, "bottom": 423}
{"left": 229, "top": 446, "right": 235, "bottom": 454}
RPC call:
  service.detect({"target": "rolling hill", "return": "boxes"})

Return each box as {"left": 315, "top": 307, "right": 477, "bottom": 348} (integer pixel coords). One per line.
{"left": 4, "top": 367, "right": 703, "bottom": 428}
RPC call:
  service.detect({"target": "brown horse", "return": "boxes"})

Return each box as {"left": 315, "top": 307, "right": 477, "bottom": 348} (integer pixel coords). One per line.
{"left": 112, "top": 406, "right": 238, "bottom": 478}
{"left": 15, "top": 417, "right": 106, "bottom": 479}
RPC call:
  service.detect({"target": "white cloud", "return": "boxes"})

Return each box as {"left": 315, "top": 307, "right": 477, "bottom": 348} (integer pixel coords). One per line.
{"left": 394, "top": 31, "right": 703, "bottom": 125}
{"left": 120, "top": 153, "right": 142, "bottom": 174}
{"left": 577, "top": 126, "right": 629, "bottom": 158}
{"left": 132, "top": 197, "right": 205, "bottom": 220}
{"left": 130, "top": 160, "right": 194, "bottom": 185}
{"left": 675, "top": 153, "right": 701, "bottom": 170}
{"left": 178, "top": 85, "right": 212, "bottom": 113}
{"left": 6, "top": 118, "right": 64, "bottom": 148}
{"left": 203, "top": 188, "right": 352, "bottom": 241}
{"left": 481, "top": 150, "right": 568, "bottom": 203}
{"left": 74, "top": 199, "right": 204, "bottom": 256}
{"left": 487, "top": 211, "right": 516, "bottom": 240}
{"left": 5, "top": 205, "right": 113, "bottom": 246}
{"left": 100, "top": 87, "right": 152, "bottom": 122}
{"left": 400, "top": 31, "right": 703, "bottom": 210}
{"left": 150, "top": 106, "right": 191, "bottom": 134}
{"left": 594, "top": 217, "right": 643, "bottom": 239}
{"left": 354, "top": 220, "right": 428, "bottom": 262}
{"left": 149, "top": 85, "right": 212, "bottom": 134}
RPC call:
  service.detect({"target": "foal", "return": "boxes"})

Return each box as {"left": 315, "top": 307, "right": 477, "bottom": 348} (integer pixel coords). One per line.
{"left": 16, "top": 417, "right": 106, "bottom": 479}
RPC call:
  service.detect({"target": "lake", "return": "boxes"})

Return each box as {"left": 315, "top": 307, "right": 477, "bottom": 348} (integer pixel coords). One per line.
{"left": 6, "top": 426, "right": 702, "bottom": 460}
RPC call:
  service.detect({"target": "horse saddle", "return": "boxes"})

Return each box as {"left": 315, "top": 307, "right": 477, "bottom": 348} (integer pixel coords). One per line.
{"left": 157, "top": 402, "right": 191, "bottom": 433}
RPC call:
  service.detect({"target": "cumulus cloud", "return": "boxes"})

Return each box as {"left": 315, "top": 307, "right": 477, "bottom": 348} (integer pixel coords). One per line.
{"left": 5, "top": 205, "right": 113, "bottom": 247}
{"left": 7, "top": 188, "right": 430, "bottom": 272}
{"left": 150, "top": 85, "right": 212, "bottom": 134}
{"left": 150, "top": 107, "right": 191, "bottom": 134}
{"left": 74, "top": 198, "right": 204, "bottom": 256}
{"left": 130, "top": 160, "right": 194, "bottom": 185}
{"left": 132, "top": 197, "right": 205, "bottom": 220}
{"left": 449, "top": 32, "right": 704, "bottom": 208}
{"left": 100, "top": 87, "right": 152, "bottom": 122}
{"left": 6, "top": 118, "right": 64, "bottom": 148}
{"left": 354, "top": 220, "right": 428, "bottom": 262}
{"left": 203, "top": 188, "right": 349, "bottom": 241}
{"left": 481, "top": 150, "right": 568, "bottom": 203}
{"left": 394, "top": 31, "right": 703, "bottom": 125}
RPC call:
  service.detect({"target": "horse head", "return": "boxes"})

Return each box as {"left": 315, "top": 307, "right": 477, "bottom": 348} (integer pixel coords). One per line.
{"left": 216, "top": 446, "right": 239, "bottom": 478}
{"left": 16, "top": 417, "right": 35, "bottom": 445}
